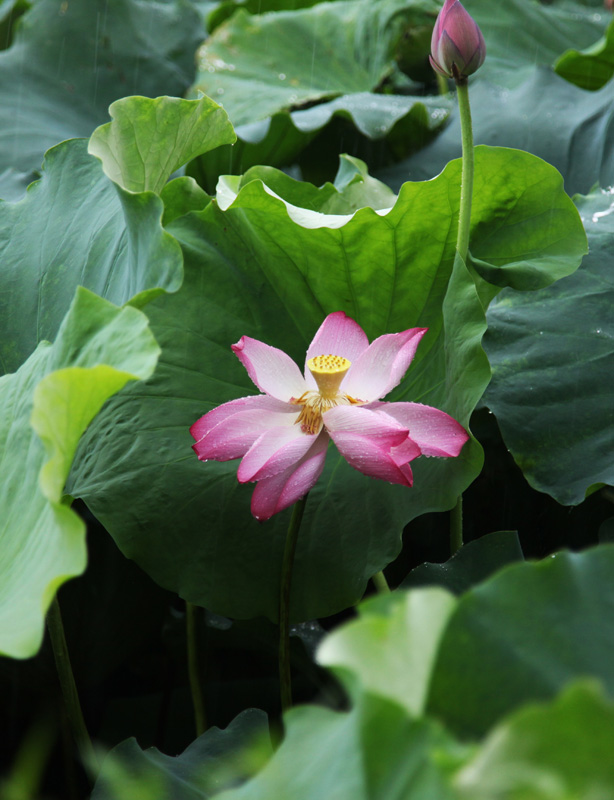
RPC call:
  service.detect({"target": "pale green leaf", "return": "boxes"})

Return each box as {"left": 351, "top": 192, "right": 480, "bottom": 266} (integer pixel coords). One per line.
{"left": 0, "top": 288, "right": 159, "bottom": 658}
{"left": 89, "top": 95, "right": 236, "bottom": 194}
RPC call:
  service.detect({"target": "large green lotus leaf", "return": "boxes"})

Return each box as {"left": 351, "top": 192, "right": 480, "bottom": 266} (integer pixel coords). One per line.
{"left": 189, "top": 92, "right": 451, "bottom": 192}
{"left": 378, "top": 69, "right": 614, "bottom": 197}
{"left": 187, "top": 0, "right": 437, "bottom": 127}
{"left": 67, "top": 147, "right": 585, "bottom": 624}
{"left": 455, "top": 682, "right": 614, "bottom": 800}
{"left": 89, "top": 95, "right": 236, "bottom": 195}
{"left": 215, "top": 695, "right": 459, "bottom": 800}
{"left": 215, "top": 146, "right": 585, "bottom": 294}
{"left": 318, "top": 588, "right": 457, "bottom": 717}
{"left": 0, "top": 0, "right": 205, "bottom": 175}
{"left": 0, "top": 138, "right": 182, "bottom": 377}
{"left": 0, "top": 288, "right": 159, "bottom": 659}
{"left": 483, "top": 187, "right": 614, "bottom": 505}
{"left": 92, "top": 709, "right": 271, "bottom": 800}
{"left": 427, "top": 545, "right": 614, "bottom": 737}
{"left": 555, "top": 17, "right": 614, "bottom": 91}
{"left": 468, "top": 0, "right": 607, "bottom": 88}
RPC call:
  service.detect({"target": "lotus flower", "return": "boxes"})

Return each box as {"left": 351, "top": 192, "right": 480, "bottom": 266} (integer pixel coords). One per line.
{"left": 191, "top": 313, "right": 469, "bottom": 520}
{"left": 430, "top": 0, "right": 486, "bottom": 81}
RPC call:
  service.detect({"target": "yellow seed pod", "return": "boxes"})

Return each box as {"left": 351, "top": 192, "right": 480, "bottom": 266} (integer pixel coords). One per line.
{"left": 307, "top": 354, "right": 351, "bottom": 398}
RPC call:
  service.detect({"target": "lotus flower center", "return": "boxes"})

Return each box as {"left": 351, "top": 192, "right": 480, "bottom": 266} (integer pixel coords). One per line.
{"left": 307, "top": 354, "right": 351, "bottom": 397}
{"left": 291, "top": 354, "right": 360, "bottom": 435}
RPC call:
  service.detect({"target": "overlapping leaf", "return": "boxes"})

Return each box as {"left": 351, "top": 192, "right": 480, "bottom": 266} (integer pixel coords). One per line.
{"left": 189, "top": 93, "right": 451, "bottom": 192}
{"left": 92, "top": 709, "right": 271, "bottom": 800}
{"left": 320, "top": 545, "right": 614, "bottom": 738}
{"left": 97, "top": 544, "right": 614, "bottom": 798}
{"left": 427, "top": 545, "right": 614, "bottom": 737}
{"left": 92, "top": 545, "right": 614, "bottom": 798}
{"left": 0, "top": 96, "right": 235, "bottom": 377}
{"left": 400, "top": 530, "right": 524, "bottom": 595}
{"left": 375, "top": 0, "right": 611, "bottom": 194}
{"left": 188, "top": 0, "right": 436, "bottom": 125}
{"left": 318, "top": 588, "right": 456, "bottom": 716}
{"left": 0, "top": 288, "right": 159, "bottom": 659}
{"left": 0, "top": 139, "right": 181, "bottom": 376}
{"left": 467, "top": 0, "right": 607, "bottom": 88}
{"left": 67, "top": 145, "right": 585, "bottom": 624}
{"left": 455, "top": 682, "right": 614, "bottom": 800}
{"left": 89, "top": 95, "right": 236, "bottom": 194}
{"left": 484, "top": 186, "right": 614, "bottom": 505}
{"left": 207, "top": 0, "right": 330, "bottom": 33}
{"left": 187, "top": 0, "right": 443, "bottom": 183}
{"left": 0, "top": 0, "right": 205, "bottom": 175}
{"left": 378, "top": 70, "right": 614, "bottom": 196}
{"left": 555, "top": 16, "right": 614, "bottom": 91}
{"left": 94, "top": 693, "right": 459, "bottom": 800}
{"left": 215, "top": 695, "right": 458, "bottom": 800}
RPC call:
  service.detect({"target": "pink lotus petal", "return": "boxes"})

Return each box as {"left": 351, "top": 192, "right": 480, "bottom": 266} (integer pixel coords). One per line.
{"left": 331, "top": 433, "right": 414, "bottom": 486}
{"left": 342, "top": 328, "right": 427, "bottom": 401}
{"left": 441, "top": 2, "right": 484, "bottom": 57}
{"left": 232, "top": 336, "right": 307, "bottom": 402}
{"left": 238, "top": 424, "right": 317, "bottom": 482}
{"left": 250, "top": 431, "right": 329, "bottom": 521}
{"left": 429, "top": 53, "right": 448, "bottom": 78}
{"left": 389, "top": 436, "right": 422, "bottom": 466}
{"left": 193, "top": 406, "right": 298, "bottom": 462}
{"left": 431, "top": 0, "right": 458, "bottom": 49}
{"left": 324, "top": 405, "right": 413, "bottom": 486}
{"left": 324, "top": 404, "right": 409, "bottom": 444}
{"left": 190, "top": 395, "right": 292, "bottom": 443}
{"left": 304, "top": 312, "right": 369, "bottom": 389}
{"left": 371, "top": 401, "right": 469, "bottom": 457}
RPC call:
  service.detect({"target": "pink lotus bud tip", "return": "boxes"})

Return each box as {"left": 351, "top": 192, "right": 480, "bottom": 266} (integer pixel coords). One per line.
{"left": 430, "top": 0, "right": 486, "bottom": 82}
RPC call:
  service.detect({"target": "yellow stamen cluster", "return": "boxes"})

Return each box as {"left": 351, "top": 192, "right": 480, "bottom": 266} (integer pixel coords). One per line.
{"left": 291, "top": 354, "right": 360, "bottom": 435}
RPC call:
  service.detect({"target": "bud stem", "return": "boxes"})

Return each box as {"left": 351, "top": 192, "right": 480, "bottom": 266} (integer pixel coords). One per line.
{"left": 436, "top": 72, "right": 449, "bottom": 97}
{"left": 449, "top": 78, "right": 474, "bottom": 556}
{"left": 455, "top": 79, "right": 473, "bottom": 263}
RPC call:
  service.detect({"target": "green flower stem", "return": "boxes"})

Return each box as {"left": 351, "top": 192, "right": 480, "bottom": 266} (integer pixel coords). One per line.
{"left": 46, "top": 596, "right": 98, "bottom": 772}
{"left": 450, "top": 495, "right": 463, "bottom": 555}
{"left": 279, "top": 493, "right": 309, "bottom": 714}
{"left": 186, "top": 601, "right": 206, "bottom": 736}
{"left": 372, "top": 570, "right": 391, "bottom": 594}
{"left": 449, "top": 78, "right": 474, "bottom": 556}
{"left": 455, "top": 79, "right": 474, "bottom": 263}
{"left": 436, "top": 72, "right": 449, "bottom": 96}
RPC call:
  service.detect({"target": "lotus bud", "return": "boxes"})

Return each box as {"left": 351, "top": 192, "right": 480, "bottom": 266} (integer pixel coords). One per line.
{"left": 429, "top": 0, "right": 486, "bottom": 82}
